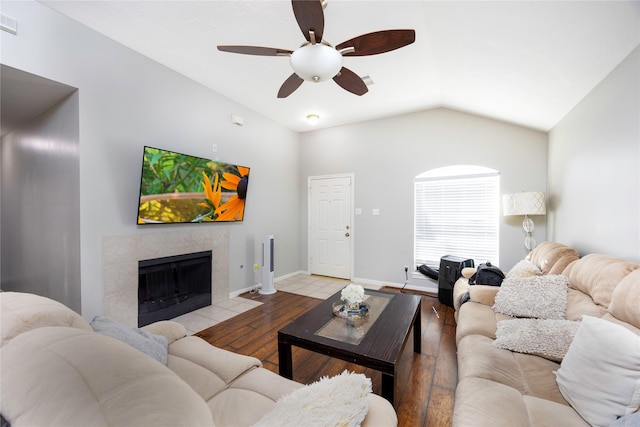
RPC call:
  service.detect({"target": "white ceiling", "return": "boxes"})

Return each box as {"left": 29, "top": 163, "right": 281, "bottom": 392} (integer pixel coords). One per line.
{"left": 40, "top": 1, "right": 639, "bottom": 133}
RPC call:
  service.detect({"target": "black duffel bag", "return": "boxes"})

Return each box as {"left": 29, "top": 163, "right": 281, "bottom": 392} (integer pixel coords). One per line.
{"left": 469, "top": 262, "right": 505, "bottom": 286}
{"left": 417, "top": 264, "right": 439, "bottom": 280}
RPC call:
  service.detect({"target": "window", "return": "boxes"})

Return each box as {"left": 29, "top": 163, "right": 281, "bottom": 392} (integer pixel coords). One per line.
{"left": 414, "top": 165, "right": 499, "bottom": 267}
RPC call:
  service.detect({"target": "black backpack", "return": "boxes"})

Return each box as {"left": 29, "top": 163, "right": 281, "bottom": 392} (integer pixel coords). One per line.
{"left": 469, "top": 262, "right": 505, "bottom": 286}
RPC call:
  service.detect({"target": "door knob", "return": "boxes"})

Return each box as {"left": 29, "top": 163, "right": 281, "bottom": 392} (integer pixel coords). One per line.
{"left": 345, "top": 232, "right": 350, "bottom": 237}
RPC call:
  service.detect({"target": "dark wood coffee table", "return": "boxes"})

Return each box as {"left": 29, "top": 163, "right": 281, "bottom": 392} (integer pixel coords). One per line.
{"left": 278, "top": 289, "right": 421, "bottom": 405}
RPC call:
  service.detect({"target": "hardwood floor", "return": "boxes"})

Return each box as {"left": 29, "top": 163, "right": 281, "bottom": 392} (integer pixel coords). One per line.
{"left": 195, "top": 287, "right": 457, "bottom": 427}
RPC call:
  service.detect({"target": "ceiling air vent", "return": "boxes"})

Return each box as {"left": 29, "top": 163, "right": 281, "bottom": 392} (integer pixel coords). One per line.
{"left": 1, "top": 14, "right": 17, "bottom": 35}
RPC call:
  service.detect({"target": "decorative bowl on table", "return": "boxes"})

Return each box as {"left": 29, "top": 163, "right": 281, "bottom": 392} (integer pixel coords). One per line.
{"left": 332, "top": 301, "right": 370, "bottom": 320}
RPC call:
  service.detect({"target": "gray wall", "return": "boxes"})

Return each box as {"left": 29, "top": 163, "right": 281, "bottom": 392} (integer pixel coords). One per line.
{"left": 1, "top": 92, "right": 81, "bottom": 311}
{"left": 548, "top": 47, "right": 640, "bottom": 262}
{"left": 1, "top": 1, "right": 301, "bottom": 320}
{"left": 299, "top": 108, "right": 548, "bottom": 286}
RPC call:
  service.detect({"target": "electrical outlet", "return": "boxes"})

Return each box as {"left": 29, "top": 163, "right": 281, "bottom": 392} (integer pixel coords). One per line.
{"left": 404, "top": 265, "right": 409, "bottom": 272}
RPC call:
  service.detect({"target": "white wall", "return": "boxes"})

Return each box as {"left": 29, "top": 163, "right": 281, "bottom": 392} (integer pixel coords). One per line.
{"left": 299, "top": 108, "right": 548, "bottom": 286}
{"left": 0, "top": 1, "right": 301, "bottom": 320}
{"left": 548, "top": 47, "right": 640, "bottom": 262}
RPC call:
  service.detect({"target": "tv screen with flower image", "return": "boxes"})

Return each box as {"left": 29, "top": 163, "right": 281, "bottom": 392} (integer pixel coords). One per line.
{"left": 136, "top": 146, "right": 249, "bottom": 224}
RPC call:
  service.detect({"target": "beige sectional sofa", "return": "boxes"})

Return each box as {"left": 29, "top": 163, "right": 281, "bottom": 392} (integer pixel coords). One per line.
{"left": 451, "top": 241, "right": 640, "bottom": 426}
{"left": 0, "top": 292, "right": 397, "bottom": 427}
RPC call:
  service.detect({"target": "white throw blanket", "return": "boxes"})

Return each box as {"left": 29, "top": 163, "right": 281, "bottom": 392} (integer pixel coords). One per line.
{"left": 253, "top": 370, "right": 372, "bottom": 427}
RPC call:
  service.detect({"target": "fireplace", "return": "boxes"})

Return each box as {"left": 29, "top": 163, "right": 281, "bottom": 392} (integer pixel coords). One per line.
{"left": 138, "top": 250, "right": 212, "bottom": 327}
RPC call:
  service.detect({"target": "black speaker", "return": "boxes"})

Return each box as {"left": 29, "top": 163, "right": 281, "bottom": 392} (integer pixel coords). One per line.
{"left": 438, "top": 256, "right": 474, "bottom": 307}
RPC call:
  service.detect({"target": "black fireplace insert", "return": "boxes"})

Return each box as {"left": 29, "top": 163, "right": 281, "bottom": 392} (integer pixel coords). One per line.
{"left": 138, "top": 250, "right": 212, "bottom": 327}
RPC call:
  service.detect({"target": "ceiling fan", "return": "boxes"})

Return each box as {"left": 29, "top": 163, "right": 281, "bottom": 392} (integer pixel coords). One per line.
{"left": 217, "top": 0, "right": 415, "bottom": 98}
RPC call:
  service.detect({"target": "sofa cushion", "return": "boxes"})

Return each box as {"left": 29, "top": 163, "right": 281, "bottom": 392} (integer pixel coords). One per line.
{"left": 453, "top": 377, "right": 589, "bottom": 427}
{"left": 526, "top": 241, "right": 579, "bottom": 275}
{"left": 0, "top": 292, "right": 92, "bottom": 347}
{"left": 205, "top": 367, "right": 396, "bottom": 427}
{"left": 457, "top": 334, "right": 568, "bottom": 404}
{"left": 215, "top": 366, "right": 303, "bottom": 425}
{"left": 493, "top": 275, "right": 569, "bottom": 320}
{"left": 608, "top": 269, "right": 640, "bottom": 329}
{"left": 565, "top": 287, "right": 607, "bottom": 321}
{"left": 567, "top": 254, "right": 640, "bottom": 310}
{"left": 91, "top": 315, "right": 168, "bottom": 364}
{"left": 555, "top": 316, "right": 640, "bottom": 427}
{"left": 493, "top": 318, "right": 580, "bottom": 362}
{"left": 505, "top": 259, "right": 542, "bottom": 279}
{"left": 467, "top": 285, "right": 500, "bottom": 306}
{"left": 455, "top": 301, "right": 513, "bottom": 344}
{"left": 166, "top": 335, "right": 263, "bottom": 411}
{"left": 142, "top": 320, "right": 187, "bottom": 344}
{"left": 0, "top": 326, "right": 214, "bottom": 427}
{"left": 169, "top": 336, "right": 261, "bottom": 385}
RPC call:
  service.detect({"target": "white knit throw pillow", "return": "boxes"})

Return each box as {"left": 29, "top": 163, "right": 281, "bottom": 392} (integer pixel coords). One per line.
{"left": 493, "top": 275, "right": 569, "bottom": 319}
{"left": 493, "top": 318, "right": 580, "bottom": 362}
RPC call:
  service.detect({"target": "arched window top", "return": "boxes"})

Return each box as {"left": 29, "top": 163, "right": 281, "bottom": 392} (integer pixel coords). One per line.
{"left": 416, "top": 165, "right": 499, "bottom": 182}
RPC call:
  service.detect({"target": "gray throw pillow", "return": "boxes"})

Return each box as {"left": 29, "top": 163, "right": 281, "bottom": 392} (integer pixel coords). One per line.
{"left": 91, "top": 315, "right": 168, "bottom": 365}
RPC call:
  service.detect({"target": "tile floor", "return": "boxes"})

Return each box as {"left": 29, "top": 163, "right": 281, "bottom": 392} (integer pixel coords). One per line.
{"left": 172, "top": 297, "right": 264, "bottom": 335}
{"left": 172, "top": 274, "right": 382, "bottom": 335}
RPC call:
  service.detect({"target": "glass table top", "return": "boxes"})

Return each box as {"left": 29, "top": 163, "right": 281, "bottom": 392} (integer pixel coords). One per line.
{"left": 315, "top": 290, "right": 395, "bottom": 345}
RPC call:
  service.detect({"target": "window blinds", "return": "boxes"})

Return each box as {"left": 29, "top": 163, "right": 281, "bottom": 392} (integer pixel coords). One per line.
{"left": 414, "top": 171, "right": 499, "bottom": 266}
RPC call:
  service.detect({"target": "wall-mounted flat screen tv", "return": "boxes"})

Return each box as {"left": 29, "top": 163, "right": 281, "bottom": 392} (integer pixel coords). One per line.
{"left": 136, "top": 146, "right": 249, "bottom": 224}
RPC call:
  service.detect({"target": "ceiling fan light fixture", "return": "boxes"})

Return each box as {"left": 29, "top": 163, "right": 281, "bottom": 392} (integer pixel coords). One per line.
{"left": 306, "top": 114, "right": 320, "bottom": 125}
{"left": 290, "top": 43, "right": 343, "bottom": 82}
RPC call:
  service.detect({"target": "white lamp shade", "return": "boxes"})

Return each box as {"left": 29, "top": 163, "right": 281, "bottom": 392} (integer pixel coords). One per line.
{"left": 503, "top": 192, "right": 546, "bottom": 216}
{"left": 290, "top": 44, "right": 343, "bottom": 82}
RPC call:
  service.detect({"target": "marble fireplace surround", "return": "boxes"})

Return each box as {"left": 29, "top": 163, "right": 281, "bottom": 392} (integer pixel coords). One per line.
{"left": 103, "top": 228, "right": 229, "bottom": 327}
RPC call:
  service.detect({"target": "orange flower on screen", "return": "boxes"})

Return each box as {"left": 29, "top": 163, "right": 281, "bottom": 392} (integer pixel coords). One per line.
{"left": 217, "top": 166, "right": 249, "bottom": 221}
{"left": 198, "top": 171, "right": 222, "bottom": 219}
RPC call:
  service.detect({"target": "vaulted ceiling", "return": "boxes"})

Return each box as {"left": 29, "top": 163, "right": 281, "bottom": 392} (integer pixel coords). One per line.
{"left": 40, "top": 1, "right": 639, "bottom": 132}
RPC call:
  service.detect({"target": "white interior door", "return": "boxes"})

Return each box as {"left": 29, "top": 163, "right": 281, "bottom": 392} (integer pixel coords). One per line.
{"left": 309, "top": 175, "right": 353, "bottom": 279}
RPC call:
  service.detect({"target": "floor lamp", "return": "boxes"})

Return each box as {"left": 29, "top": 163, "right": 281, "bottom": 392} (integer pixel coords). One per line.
{"left": 503, "top": 192, "right": 546, "bottom": 251}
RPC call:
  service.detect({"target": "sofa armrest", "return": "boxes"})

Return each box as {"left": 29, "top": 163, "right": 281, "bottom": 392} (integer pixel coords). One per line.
{"left": 453, "top": 278, "right": 471, "bottom": 312}
{"left": 1, "top": 292, "right": 92, "bottom": 348}
{"left": 1, "top": 327, "right": 214, "bottom": 427}
{"left": 468, "top": 285, "right": 500, "bottom": 306}
{"left": 142, "top": 320, "right": 187, "bottom": 344}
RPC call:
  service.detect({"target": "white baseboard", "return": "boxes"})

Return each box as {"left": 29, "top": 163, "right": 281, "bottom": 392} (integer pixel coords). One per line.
{"left": 352, "top": 276, "right": 439, "bottom": 295}
{"left": 228, "top": 270, "right": 309, "bottom": 299}
{"left": 229, "top": 270, "right": 439, "bottom": 299}
{"left": 229, "top": 286, "right": 257, "bottom": 299}
{"left": 276, "top": 270, "right": 308, "bottom": 282}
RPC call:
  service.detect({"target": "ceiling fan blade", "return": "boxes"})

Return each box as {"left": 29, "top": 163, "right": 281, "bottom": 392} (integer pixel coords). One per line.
{"left": 291, "top": 0, "right": 324, "bottom": 43}
{"left": 333, "top": 67, "right": 368, "bottom": 96}
{"left": 278, "top": 73, "right": 304, "bottom": 98}
{"left": 217, "top": 45, "right": 293, "bottom": 56}
{"left": 335, "top": 29, "right": 415, "bottom": 56}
